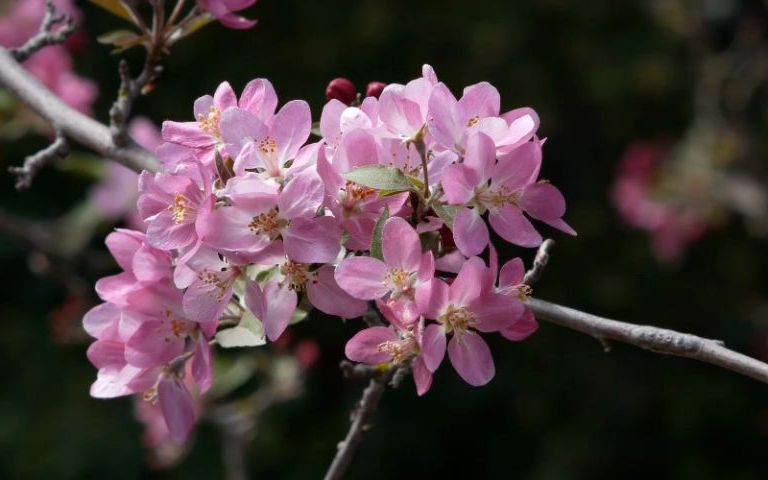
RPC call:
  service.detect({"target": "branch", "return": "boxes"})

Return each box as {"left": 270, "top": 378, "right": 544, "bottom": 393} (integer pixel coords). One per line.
{"left": 8, "top": 129, "right": 68, "bottom": 189}
{"left": 10, "top": 0, "right": 75, "bottom": 62}
{"left": 527, "top": 298, "right": 768, "bottom": 384}
{"left": 523, "top": 238, "right": 555, "bottom": 285}
{"left": 0, "top": 48, "right": 160, "bottom": 173}
{"left": 323, "top": 369, "right": 395, "bottom": 480}
{"left": 109, "top": 59, "right": 163, "bottom": 146}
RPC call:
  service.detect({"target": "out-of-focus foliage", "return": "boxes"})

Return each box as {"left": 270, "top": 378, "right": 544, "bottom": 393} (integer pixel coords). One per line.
{"left": 1, "top": 0, "right": 768, "bottom": 478}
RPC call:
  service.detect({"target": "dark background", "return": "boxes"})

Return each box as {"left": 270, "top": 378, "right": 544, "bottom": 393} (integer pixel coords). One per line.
{"left": 2, "top": 0, "right": 768, "bottom": 478}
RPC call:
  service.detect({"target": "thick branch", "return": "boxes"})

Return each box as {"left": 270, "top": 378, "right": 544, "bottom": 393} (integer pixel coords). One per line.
{"left": 10, "top": 0, "right": 75, "bottom": 62}
{"left": 0, "top": 48, "right": 160, "bottom": 173}
{"left": 324, "top": 368, "right": 396, "bottom": 480}
{"left": 528, "top": 298, "right": 768, "bottom": 384}
{"left": 8, "top": 129, "right": 68, "bottom": 189}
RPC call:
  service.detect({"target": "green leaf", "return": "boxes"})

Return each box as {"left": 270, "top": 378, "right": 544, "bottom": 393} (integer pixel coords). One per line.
{"left": 88, "top": 0, "right": 138, "bottom": 24}
{"left": 167, "top": 13, "right": 216, "bottom": 44}
{"left": 344, "top": 165, "right": 412, "bottom": 192}
{"left": 407, "top": 175, "right": 426, "bottom": 193}
{"left": 370, "top": 206, "right": 389, "bottom": 260}
{"left": 215, "top": 311, "right": 267, "bottom": 348}
{"left": 97, "top": 29, "right": 146, "bottom": 52}
{"left": 432, "top": 204, "right": 461, "bottom": 229}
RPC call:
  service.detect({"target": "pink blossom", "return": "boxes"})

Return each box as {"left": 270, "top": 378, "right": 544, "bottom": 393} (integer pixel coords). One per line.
{"left": 198, "top": 0, "right": 258, "bottom": 29}
{"left": 419, "top": 257, "right": 523, "bottom": 386}
{"left": 335, "top": 217, "right": 434, "bottom": 313}
{"left": 202, "top": 171, "right": 341, "bottom": 263}
{"left": 345, "top": 303, "right": 433, "bottom": 395}
{"left": 442, "top": 132, "right": 575, "bottom": 254}
{"left": 492, "top": 257, "right": 539, "bottom": 341}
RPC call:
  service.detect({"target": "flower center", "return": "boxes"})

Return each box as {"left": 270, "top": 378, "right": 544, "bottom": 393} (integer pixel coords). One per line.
{"left": 377, "top": 330, "right": 417, "bottom": 364}
{"left": 248, "top": 209, "right": 285, "bottom": 238}
{"left": 385, "top": 267, "right": 414, "bottom": 299}
{"left": 281, "top": 260, "right": 316, "bottom": 292}
{"left": 339, "top": 181, "right": 377, "bottom": 215}
{"left": 476, "top": 185, "right": 521, "bottom": 210}
{"left": 168, "top": 193, "right": 195, "bottom": 224}
{"left": 197, "top": 270, "right": 233, "bottom": 301}
{"left": 440, "top": 304, "right": 476, "bottom": 333}
{"left": 466, "top": 115, "right": 480, "bottom": 128}
{"left": 197, "top": 106, "right": 222, "bottom": 138}
{"left": 504, "top": 283, "right": 532, "bottom": 302}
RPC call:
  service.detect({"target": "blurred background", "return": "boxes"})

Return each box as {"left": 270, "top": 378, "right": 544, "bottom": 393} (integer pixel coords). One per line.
{"left": 2, "top": 0, "right": 768, "bottom": 478}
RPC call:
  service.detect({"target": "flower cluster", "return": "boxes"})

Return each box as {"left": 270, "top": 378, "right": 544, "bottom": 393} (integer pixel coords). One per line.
{"left": 84, "top": 65, "right": 574, "bottom": 442}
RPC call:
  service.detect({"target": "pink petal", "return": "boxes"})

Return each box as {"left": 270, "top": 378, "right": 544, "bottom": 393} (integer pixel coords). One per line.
{"left": 192, "top": 334, "right": 214, "bottom": 393}
{"left": 427, "top": 83, "right": 461, "bottom": 150}
{"left": 520, "top": 182, "right": 566, "bottom": 221}
{"left": 334, "top": 256, "right": 389, "bottom": 300}
{"left": 441, "top": 164, "right": 478, "bottom": 205}
{"left": 263, "top": 282, "right": 297, "bottom": 341}
{"left": 459, "top": 81, "right": 501, "bottom": 119}
{"left": 421, "top": 323, "right": 446, "bottom": 372}
{"left": 449, "top": 256, "right": 486, "bottom": 306}
{"left": 146, "top": 212, "right": 198, "bottom": 251}
{"left": 307, "top": 266, "right": 368, "bottom": 318}
{"left": 489, "top": 206, "right": 542, "bottom": 247}
{"left": 379, "top": 88, "right": 424, "bottom": 138}
{"left": 382, "top": 217, "right": 422, "bottom": 271}
{"left": 158, "top": 376, "right": 197, "bottom": 443}
{"left": 447, "top": 332, "right": 495, "bottom": 386}
{"left": 499, "top": 258, "right": 525, "bottom": 287}
{"left": 418, "top": 278, "right": 449, "bottom": 319}
{"left": 412, "top": 357, "right": 434, "bottom": 396}
{"left": 543, "top": 217, "right": 577, "bottom": 236}
{"left": 463, "top": 132, "right": 496, "bottom": 185}
{"left": 453, "top": 207, "right": 489, "bottom": 257}
{"left": 161, "top": 121, "right": 212, "bottom": 148}
{"left": 278, "top": 171, "right": 324, "bottom": 219}
{"left": 220, "top": 108, "right": 266, "bottom": 154}
{"left": 239, "top": 78, "right": 278, "bottom": 120}
{"left": 471, "top": 293, "right": 523, "bottom": 332}
{"left": 283, "top": 216, "right": 341, "bottom": 264}
{"left": 335, "top": 129, "right": 380, "bottom": 172}
{"left": 83, "top": 302, "right": 119, "bottom": 338}
{"left": 501, "top": 308, "right": 539, "bottom": 341}
{"left": 213, "top": 81, "right": 238, "bottom": 110}
{"left": 272, "top": 100, "right": 311, "bottom": 163}
{"left": 105, "top": 229, "right": 144, "bottom": 272}
{"left": 345, "top": 326, "right": 398, "bottom": 364}
{"left": 494, "top": 141, "right": 542, "bottom": 190}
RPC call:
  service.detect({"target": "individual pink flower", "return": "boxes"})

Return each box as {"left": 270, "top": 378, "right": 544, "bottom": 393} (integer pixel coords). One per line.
{"left": 201, "top": 171, "right": 341, "bottom": 263}
{"left": 198, "top": 0, "right": 258, "bottom": 29}
{"left": 138, "top": 164, "right": 215, "bottom": 251}
{"left": 220, "top": 100, "right": 312, "bottom": 179}
{"left": 428, "top": 81, "right": 538, "bottom": 155}
{"left": 419, "top": 257, "right": 523, "bottom": 386}
{"left": 162, "top": 79, "right": 277, "bottom": 166}
{"left": 377, "top": 65, "right": 439, "bottom": 141}
{"left": 492, "top": 257, "right": 539, "bottom": 341}
{"left": 345, "top": 303, "right": 433, "bottom": 395}
{"left": 334, "top": 217, "right": 434, "bottom": 314}
{"left": 442, "top": 132, "right": 575, "bottom": 254}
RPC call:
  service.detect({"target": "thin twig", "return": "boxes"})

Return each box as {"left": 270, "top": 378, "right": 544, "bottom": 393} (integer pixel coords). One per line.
{"left": 8, "top": 129, "right": 68, "bottom": 189}
{"left": 0, "top": 48, "right": 159, "bottom": 172}
{"left": 10, "top": 0, "right": 75, "bottom": 62}
{"left": 523, "top": 238, "right": 555, "bottom": 285}
{"left": 323, "top": 368, "right": 396, "bottom": 480}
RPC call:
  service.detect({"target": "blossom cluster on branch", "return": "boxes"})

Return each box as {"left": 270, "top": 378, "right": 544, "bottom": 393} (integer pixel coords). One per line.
{"left": 83, "top": 64, "right": 575, "bottom": 443}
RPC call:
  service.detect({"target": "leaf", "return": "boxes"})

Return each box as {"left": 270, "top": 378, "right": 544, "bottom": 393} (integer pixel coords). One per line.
{"left": 88, "top": 0, "right": 138, "bottom": 24}
{"left": 407, "top": 175, "right": 426, "bottom": 193}
{"left": 432, "top": 204, "right": 461, "bottom": 230}
{"left": 167, "top": 13, "right": 216, "bottom": 44}
{"left": 343, "top": 165, "right": 412, "bottom": 192}
{"left": 97, "top": 30, "right": 146, "bottom": 52}
{"left": 215, "top": 311, "right": 266, "bottom": 348}
{"left": 290, "top": 308, "right": 308, "bottom": 325}
{"left": 370, "top": 206, "right": 389, "bottom": 260}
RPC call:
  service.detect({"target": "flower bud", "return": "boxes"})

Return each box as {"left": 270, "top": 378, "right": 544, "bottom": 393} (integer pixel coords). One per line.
{"left": 325, "top": 77, "right": 358, "bottom": 105}
{"left": 365, "top": 81, "right": 387, "bottom": 99}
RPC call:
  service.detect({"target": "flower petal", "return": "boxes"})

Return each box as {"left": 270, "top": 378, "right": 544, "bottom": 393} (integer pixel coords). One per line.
{"left": 447, "top": 332, "right": 495, "bottom": 386}
{"left": 345, "top": 326, "right": 398, "bottom": 364}
{"left": 334, "top": 256, "right": 389, "bottom": 300}
{"left": 453, "top": 207, "right": 489, "bottom": 257}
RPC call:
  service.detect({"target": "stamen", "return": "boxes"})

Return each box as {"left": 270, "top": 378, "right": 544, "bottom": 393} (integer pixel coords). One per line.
{"left": 197, "top": 106, "right": 222, "bottom": 138}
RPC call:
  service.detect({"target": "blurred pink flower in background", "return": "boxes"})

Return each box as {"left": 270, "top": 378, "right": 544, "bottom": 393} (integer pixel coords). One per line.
{"left": 611, "top": 142, "right": 709, "bottom": 261}
{"left": 0, "top": 0, "right": 97, "bottom": 113}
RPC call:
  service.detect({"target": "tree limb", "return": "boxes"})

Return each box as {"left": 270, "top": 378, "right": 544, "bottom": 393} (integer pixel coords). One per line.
{"left": 0, "top": 48, "right": 160, "bottom": 173}
{"left": 527, "top": 298, "right": 768, "bottom": 384}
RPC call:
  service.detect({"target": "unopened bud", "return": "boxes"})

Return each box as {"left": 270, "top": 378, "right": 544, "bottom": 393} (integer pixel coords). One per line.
{"left": 365, "top": 81, "right": 387, "bottom": 99}
{"left": 325, "top": 77, "right": 358, "bottom": 105}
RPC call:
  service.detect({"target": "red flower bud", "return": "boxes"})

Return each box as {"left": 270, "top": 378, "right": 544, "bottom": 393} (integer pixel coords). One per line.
{"left": 365, "top": 81, "right": 387, "bottom": 99}
{"left": 325, "top": 77, "right": 358, "bottom": 105}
